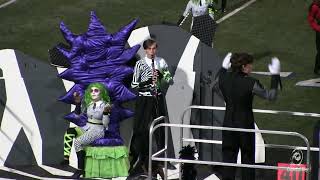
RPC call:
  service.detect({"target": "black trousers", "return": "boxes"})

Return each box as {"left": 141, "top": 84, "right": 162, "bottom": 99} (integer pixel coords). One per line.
{"left": 222, "top": 130, "right": 255, "bottom": 180}
{"left": 221, "top": 0, "right": 227, "bottom": 11}
{"left": 315, "top": 32, "right": 320, "bottom": 73}
{"left": 129, "top": 94, "right": 166, "bottom": 173}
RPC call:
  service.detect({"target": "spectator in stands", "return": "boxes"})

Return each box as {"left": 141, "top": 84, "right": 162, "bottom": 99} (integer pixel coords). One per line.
{"left": 308, "top": 0, "right": 320, "bottom": 75}
{"left": 213, "top": 53, "right": 281, "bottom": 180}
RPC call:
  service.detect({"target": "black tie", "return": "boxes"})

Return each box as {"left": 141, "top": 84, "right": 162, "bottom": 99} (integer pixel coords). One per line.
{"left": 93, "top": 103, "right": 96, "bottom": 110}
{"left": 199, "top": 0, "right": 202, "bottom": 6}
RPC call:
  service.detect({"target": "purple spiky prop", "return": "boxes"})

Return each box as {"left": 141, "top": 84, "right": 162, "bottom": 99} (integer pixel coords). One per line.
{"left": 57, "top": 11, "right": 139, "bottom": 146}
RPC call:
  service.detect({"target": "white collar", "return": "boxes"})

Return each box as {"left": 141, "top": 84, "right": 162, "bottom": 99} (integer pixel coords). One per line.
{"left": 89, "top": 100, "right": 104, "bottom": 106}
{"left": 144, "top": 56, "right": 158, "bottom": 67}
{"left": 144, "top": 56, "right": 158, "bottom": 61}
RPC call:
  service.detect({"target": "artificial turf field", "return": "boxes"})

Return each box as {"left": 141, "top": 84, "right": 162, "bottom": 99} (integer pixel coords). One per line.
{"left": 0, "top": 0, "right": 319, "bottom": 178}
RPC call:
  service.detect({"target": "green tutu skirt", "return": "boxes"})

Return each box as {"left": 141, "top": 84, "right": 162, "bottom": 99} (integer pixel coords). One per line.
{"left": 84, "top": 146, "right": 129, "bottom": 178}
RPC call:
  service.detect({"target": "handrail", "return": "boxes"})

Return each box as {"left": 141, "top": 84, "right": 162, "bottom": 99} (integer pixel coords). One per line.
{"left": 149, "top": 122, "right": 310, "bottom": 180}
{"left": 180, "top": 105, "right": 320, "bottom": 122}
{"left": 182, "top": 138, "right": 319, "bottom": 151}
{"left": 147, "top": 105, "right": 315, "bottom": 180}
{"left": 148, "top": 116, "right": 168, "bottom": 179}
{"left": 179, "top": 105, "right": 317, "bottom": 179}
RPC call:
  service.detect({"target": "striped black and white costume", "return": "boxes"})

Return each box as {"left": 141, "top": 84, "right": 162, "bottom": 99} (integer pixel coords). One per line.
{"left": 181, "top": 0, "right": 217, "bottom": 46}
{"left": 74, "top": 100, "right": 110, "bottom": 152}
{"left": 129, "top": 55, "right": 172, "bottom": 175}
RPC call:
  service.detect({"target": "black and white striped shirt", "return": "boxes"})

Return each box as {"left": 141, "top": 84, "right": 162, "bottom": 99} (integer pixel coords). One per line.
{"left": 131, "top": 56, "right": 171, "bottom": 96}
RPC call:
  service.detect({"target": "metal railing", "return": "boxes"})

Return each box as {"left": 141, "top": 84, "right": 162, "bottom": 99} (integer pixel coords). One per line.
{"left": 147, "top": 105, "right": 313, "bottom": 180}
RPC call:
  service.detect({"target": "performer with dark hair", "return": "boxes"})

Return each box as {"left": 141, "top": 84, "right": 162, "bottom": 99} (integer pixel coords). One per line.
{"left": 308, "top": 0, "right": 320, "bottom": 75}
{"left": 213, "top": 53, "right": 281, "bottom": 180}
{"left": 129, "top": 39, "right": 172, "bottom": 179}
{"left": 177, "top": 0, "right": 217, "bottom": 46}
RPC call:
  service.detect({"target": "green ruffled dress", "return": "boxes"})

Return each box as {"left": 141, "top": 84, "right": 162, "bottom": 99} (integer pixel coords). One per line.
{"left": 84, "top": 146, "right": 129, "bottom": 178}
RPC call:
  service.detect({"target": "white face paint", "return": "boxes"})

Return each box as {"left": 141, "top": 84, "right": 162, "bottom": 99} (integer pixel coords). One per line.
{"left": 90, "top": 87, "right": 101, "bottom": 101}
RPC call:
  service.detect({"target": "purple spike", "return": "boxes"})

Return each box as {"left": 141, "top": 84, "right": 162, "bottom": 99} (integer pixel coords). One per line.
{"left": 57, "top": 36, "right": 83, "bottom": 59}
{"left": 106, "top": 46, "right": 125, "bottom": 60}
{"left": 64, "top": 113, "right": 87, "bottom": 127}
{"left": 58, "top": 84, "right": 85, "bottom": 104}
{"left": 92, "top": 137, "right": 123, "bottom": 146}
{"left": 107, "top": 45, "right": 140, "bottom": 65}
{"left": 60, "top": 21, "right": 75, "bottom": 44}
{"left": 112, "top": 19, "right": 139, "bottom": 46}
{"left": 87, "top": 11, "right": 107, "bottom": 36}
{"left": 110, "top": 66, "right": 133, "bottom": 81}
{"left": 119, "top": 108, "right": 135, "bottom": 121}
{"left": 111, "top": 83, "right": 136, "bottom": 103}
{"left": 56, "top": 46, "right": 71, "bottom": 59}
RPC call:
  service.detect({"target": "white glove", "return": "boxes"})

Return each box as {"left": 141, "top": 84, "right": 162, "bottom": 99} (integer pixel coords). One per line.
{"left": 222, "top": 52, "right": 232, "bottom": 69}
{"left": 102, "top": 115, "right": 110, "bottom": 130}
{"left": 80, "top": 124, "right": 90, "bottom": 131}
{"left": 268, "top": 57, "right": 281, "bottom": 75}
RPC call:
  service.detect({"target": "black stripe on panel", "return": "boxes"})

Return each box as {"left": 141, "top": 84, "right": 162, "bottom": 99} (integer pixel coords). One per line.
{"left": 4, "top": 128, "right": 37, "bottom": 166}
{"left": 12, "top": 165, "right": 73, "bottom": 179}
{"left": 0, "top": 169, "right": 40, "bottom": 180}
{"left": 0, "top": 68, "right": 6, "bottom": 126}
{"left": 148, "top": 25, "right": 192, "bottom": 79}
{"left": 0, "top": 165, "right": 75, "bottom": 179}
{"left": 14, "top": 50, "right": 70, "bottom": 165}
{"left": 190, "top": 42, "right": 224, "bottom": 163}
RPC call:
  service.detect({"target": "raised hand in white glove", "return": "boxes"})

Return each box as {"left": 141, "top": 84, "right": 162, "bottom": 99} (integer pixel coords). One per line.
{"left": 268, "top": 57, "right": 281, "bottom": 75}
{"left": 222, "top": 52, "right": 232, "bottom": 69}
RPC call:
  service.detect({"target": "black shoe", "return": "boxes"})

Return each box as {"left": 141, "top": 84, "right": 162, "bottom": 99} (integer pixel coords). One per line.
{"left": 129, "top": 159, "right": 145, "bottom": 176}
{"left": 70, "top": 169, "right": 84, "bottom": 179}
{"left": 59, "top": 159, "right": 69, "bottom": 166}
{"left": 211, "top": 165, "right": 222, "bottom": 175}
{"left": 126, "top": 173, "right": 149, "bottom": 180}
{"left": 152, "top": 167, "right": 164, "bottom": 180}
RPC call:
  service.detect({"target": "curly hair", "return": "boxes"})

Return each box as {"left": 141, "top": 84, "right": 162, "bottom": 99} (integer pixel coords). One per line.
{"left": 230, "top": 53, "right": 254, "bottom": 72}
{"left": 83, "top": 82, "right": 110, "bottom": 107}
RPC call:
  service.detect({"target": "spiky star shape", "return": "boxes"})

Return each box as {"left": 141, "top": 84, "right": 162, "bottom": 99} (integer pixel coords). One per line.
{"left": 57, "top": 11, "right": 139, "bottom": 146}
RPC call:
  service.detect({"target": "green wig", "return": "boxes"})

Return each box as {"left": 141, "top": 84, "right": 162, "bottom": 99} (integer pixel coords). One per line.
{"left": 83, "top": 82, "right": 110, "bottom": 107}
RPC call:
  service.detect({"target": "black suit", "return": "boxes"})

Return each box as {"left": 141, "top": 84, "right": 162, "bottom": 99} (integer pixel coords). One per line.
{"left": 214, "top": 68, "right": 280, "bottom": 180}
{"left": 221, "top": 0, "right": 227, "bottom": 12}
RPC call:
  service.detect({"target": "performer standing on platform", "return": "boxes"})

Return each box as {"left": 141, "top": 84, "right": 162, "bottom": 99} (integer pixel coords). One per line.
{"left": 213, "top": 53, "right": 281, "bottom": 180}
{"left": 308, "top": 0, "right": 320, "bottom": 75}
{"left": 129, "top": 39, "right": 173, "bottom": 179}
{"left": 177, "top": 0, "right": 217, "bottom": 46}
